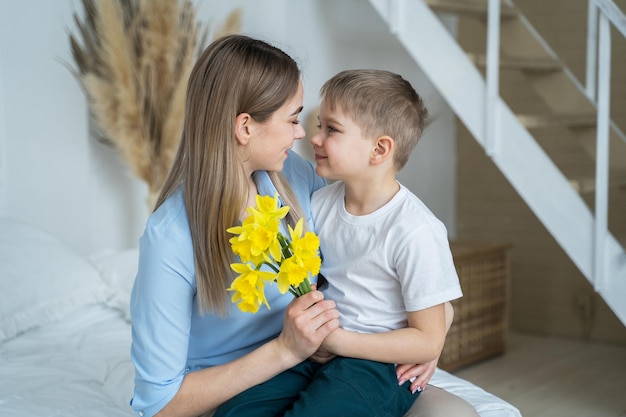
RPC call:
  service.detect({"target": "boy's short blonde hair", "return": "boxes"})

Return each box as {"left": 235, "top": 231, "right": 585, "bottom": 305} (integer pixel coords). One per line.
{"left": 320, "top": 69, "right": 428, "bottom": 170}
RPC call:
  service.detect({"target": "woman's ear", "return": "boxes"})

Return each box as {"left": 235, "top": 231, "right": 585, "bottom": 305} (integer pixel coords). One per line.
{"left": 235, "top": 113, "right": 251, "bottom": 145}
{"left": 370, "top": 135, "right": 394, "bottom": 165}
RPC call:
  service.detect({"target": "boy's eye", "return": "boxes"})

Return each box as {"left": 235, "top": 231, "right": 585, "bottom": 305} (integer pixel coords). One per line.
{"left": 292, "top": 119, "right": 301, "bottom": 125}
{"left": 318, "top": 124, "right": 337, "bottom": 132}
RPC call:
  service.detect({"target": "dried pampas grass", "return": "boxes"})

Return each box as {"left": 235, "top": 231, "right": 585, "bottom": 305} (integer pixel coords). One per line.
{"left": 68, "top": 0, "right": 241, "bottom": 207}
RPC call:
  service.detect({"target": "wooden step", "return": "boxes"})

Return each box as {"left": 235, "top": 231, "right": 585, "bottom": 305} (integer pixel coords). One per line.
{"left": 425, "top": 0, "right": 518, "bottom": 19}
{"left": 574, "top": 128, "right": 626, "bottom": 171}
{"left": 517, "top": 113, "right": 597, "bottom": 129}
{"left": 468, "top": 53, "right": 563, "bottom": 72}
{"left": 569, "top": 175, "right": 626, "bottom": 194}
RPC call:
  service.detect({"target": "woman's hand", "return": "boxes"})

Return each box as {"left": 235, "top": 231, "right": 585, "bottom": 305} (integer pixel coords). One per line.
{"left": 276, "top": 290, "right": 339, "bottom": 366}
{"left": 396, "top": 357, "right": 439, "bottom": 394}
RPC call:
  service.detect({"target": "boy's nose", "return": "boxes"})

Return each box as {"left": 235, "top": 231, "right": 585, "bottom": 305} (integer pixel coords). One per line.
{"left": 310, "top": 131, "right": 321, "bottom": 146}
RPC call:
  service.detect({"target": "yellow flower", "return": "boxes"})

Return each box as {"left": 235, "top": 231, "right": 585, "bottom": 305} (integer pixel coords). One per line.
{"left": 275, "top": 256, "right": 305, "bottom": 294}
{"left": 255, "top": 194, "right": 290, "bottom": 221}
{"left": 227, "top": 194, "right": 287, "bottom": 263}
{"left": 289, "top": 219, "right": 321, "bottom": 265}
{"left": 246, "top": 195, "right": 288, "bottom": 239}
{"left": 227, "top": 263, "right": 276, "bottom": 313}
{"left": 300, "top": 255, "right": 321, "bottom": 279}
{"left": 228, "top": 233, "right": 261, "bottom": 265}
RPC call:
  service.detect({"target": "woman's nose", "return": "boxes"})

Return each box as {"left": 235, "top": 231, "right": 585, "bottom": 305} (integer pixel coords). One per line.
{"left": 295, "top": 123, "right": 306, "bottom": 140}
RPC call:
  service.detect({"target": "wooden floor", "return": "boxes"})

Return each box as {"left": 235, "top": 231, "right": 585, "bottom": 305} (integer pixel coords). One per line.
{"left": 454, "top": 332, "right": 626, "bottom": 417}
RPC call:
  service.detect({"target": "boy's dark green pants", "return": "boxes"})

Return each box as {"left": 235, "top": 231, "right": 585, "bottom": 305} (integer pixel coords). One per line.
{"left": 213, "top": 357, "right": 419, "bottom": 417}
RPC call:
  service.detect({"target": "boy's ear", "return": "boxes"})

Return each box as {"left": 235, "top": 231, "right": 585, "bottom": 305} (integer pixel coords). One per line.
{"left": 234, "top": 113, "right": 252, "bottom": 145}
{"left": 370, "top": 135, "right": 394, "bottom": 165}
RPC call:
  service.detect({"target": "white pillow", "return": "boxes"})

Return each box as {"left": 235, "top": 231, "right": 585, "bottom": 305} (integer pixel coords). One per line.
{"left": 90, "top": 248, "right": 139, "bottom": 322}
{"left": 0, "top": 217, "right": 113, "bottom": 342}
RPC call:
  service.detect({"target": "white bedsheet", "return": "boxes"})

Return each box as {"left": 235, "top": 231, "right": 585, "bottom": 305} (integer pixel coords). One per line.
{"left": 0, "top": 304, "right": 135, "bottom": 417}
{"left": 430, "top": 369, "right": 521, "bottom": 417}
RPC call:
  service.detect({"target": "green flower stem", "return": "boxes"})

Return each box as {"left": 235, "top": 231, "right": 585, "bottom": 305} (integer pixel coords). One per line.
{"left": 292, "top": 277, "right": 312, "bottom": 297}
{"left": 277, "top": 234, "right": 293, "bottom": 259}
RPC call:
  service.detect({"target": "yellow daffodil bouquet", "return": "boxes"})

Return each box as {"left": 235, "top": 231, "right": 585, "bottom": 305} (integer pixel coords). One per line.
{"left": 227, "top": 194, "right": 321, "bottom": 313}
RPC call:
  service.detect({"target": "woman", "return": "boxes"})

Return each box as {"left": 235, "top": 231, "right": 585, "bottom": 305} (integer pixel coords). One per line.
{"left": 130, "top": 34, "right": 477, "bottom": 417}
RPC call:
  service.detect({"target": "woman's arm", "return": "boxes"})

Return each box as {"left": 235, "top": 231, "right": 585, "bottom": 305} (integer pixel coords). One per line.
{"left": 321, "top": 303, "right": 446, "bottom": 365}
{"left": 156, "top": 291, "right": 339, "bottom": 417}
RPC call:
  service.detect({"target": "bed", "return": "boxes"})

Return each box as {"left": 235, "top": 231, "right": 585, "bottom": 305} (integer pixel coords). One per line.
{"left": 0, "top": 216, "right": 522, "bottom": 417}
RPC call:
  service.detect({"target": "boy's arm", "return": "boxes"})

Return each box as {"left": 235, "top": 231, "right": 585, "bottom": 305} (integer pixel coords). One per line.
{"left": 396, "top": 301, "right": 454, "bottom": 391}
{"left": 321, "top": 303, "right": 447, "bottom": 365}
{"left": 444, "top": 301, "right": 454, "bottom": 331}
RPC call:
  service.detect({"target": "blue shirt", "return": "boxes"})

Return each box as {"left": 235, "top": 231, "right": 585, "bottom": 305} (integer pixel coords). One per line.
{"left": 130, "top": 151, "right": 325, "bottom": 417}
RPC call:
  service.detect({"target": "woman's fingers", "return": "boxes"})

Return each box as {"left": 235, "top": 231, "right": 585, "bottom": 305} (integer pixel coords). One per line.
{"left": 396, "top": 358, "right": 438, "bottom": 393}
{"left": 279, "top": 291, "right": 339, "bottom": 360}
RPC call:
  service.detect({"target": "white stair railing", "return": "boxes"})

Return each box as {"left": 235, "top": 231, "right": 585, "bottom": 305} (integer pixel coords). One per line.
{"left": 585, "top": 0, "right": 626, "bottom": 292}
{"left": 485, "top": 0, "right": 501, "bottom": 157}
{"left": 367, "top": 0, "right": 626, "bottom": 326}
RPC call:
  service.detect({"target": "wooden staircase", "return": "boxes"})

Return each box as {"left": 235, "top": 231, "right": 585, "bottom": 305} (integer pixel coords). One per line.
{"left": 437, "top": 0, "right": 626, "bottom": 184}
{"left": 437, "top": 1, "right": 626, "bottom": 194}
{"left": 367, "top": 0, "right": 626, "bottom": 326}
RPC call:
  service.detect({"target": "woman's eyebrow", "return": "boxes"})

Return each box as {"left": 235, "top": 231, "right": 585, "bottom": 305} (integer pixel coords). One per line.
{"left": 290, "top": 106, "right": 304, "bottom": 116}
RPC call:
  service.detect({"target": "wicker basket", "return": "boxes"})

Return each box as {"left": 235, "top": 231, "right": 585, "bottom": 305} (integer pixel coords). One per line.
{"left": 438, "top": 242, "right": 512, "bottom": 371}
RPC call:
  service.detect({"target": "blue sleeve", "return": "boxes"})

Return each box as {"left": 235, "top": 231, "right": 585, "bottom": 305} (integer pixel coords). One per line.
{"left": 129, "top": 198, "right": 195, "bottom": 417}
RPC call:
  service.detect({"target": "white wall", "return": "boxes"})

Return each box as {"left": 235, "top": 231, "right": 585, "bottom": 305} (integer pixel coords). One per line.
{"left": 0, "top": 0, "right": 456, "bottom": 257}
{"left": 0, "top": 39, "right": 6, "bottom": 216}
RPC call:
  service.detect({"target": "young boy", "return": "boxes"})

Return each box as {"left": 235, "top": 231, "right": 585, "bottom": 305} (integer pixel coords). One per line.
{"left": 309, "top": 69, "right": 463, "bottom": 416}
{"left": 213, "top": 70, "right": 465, "bottom": 417}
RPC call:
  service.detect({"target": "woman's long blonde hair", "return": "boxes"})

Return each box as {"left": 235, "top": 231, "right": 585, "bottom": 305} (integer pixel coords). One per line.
{"left": 156, "top": 35, "right": 304, "bottom": 314}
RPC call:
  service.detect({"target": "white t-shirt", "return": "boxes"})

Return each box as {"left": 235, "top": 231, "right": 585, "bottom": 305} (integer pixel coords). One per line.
{"left": 312, "top": 181, "right": 462, "bottom": 334}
